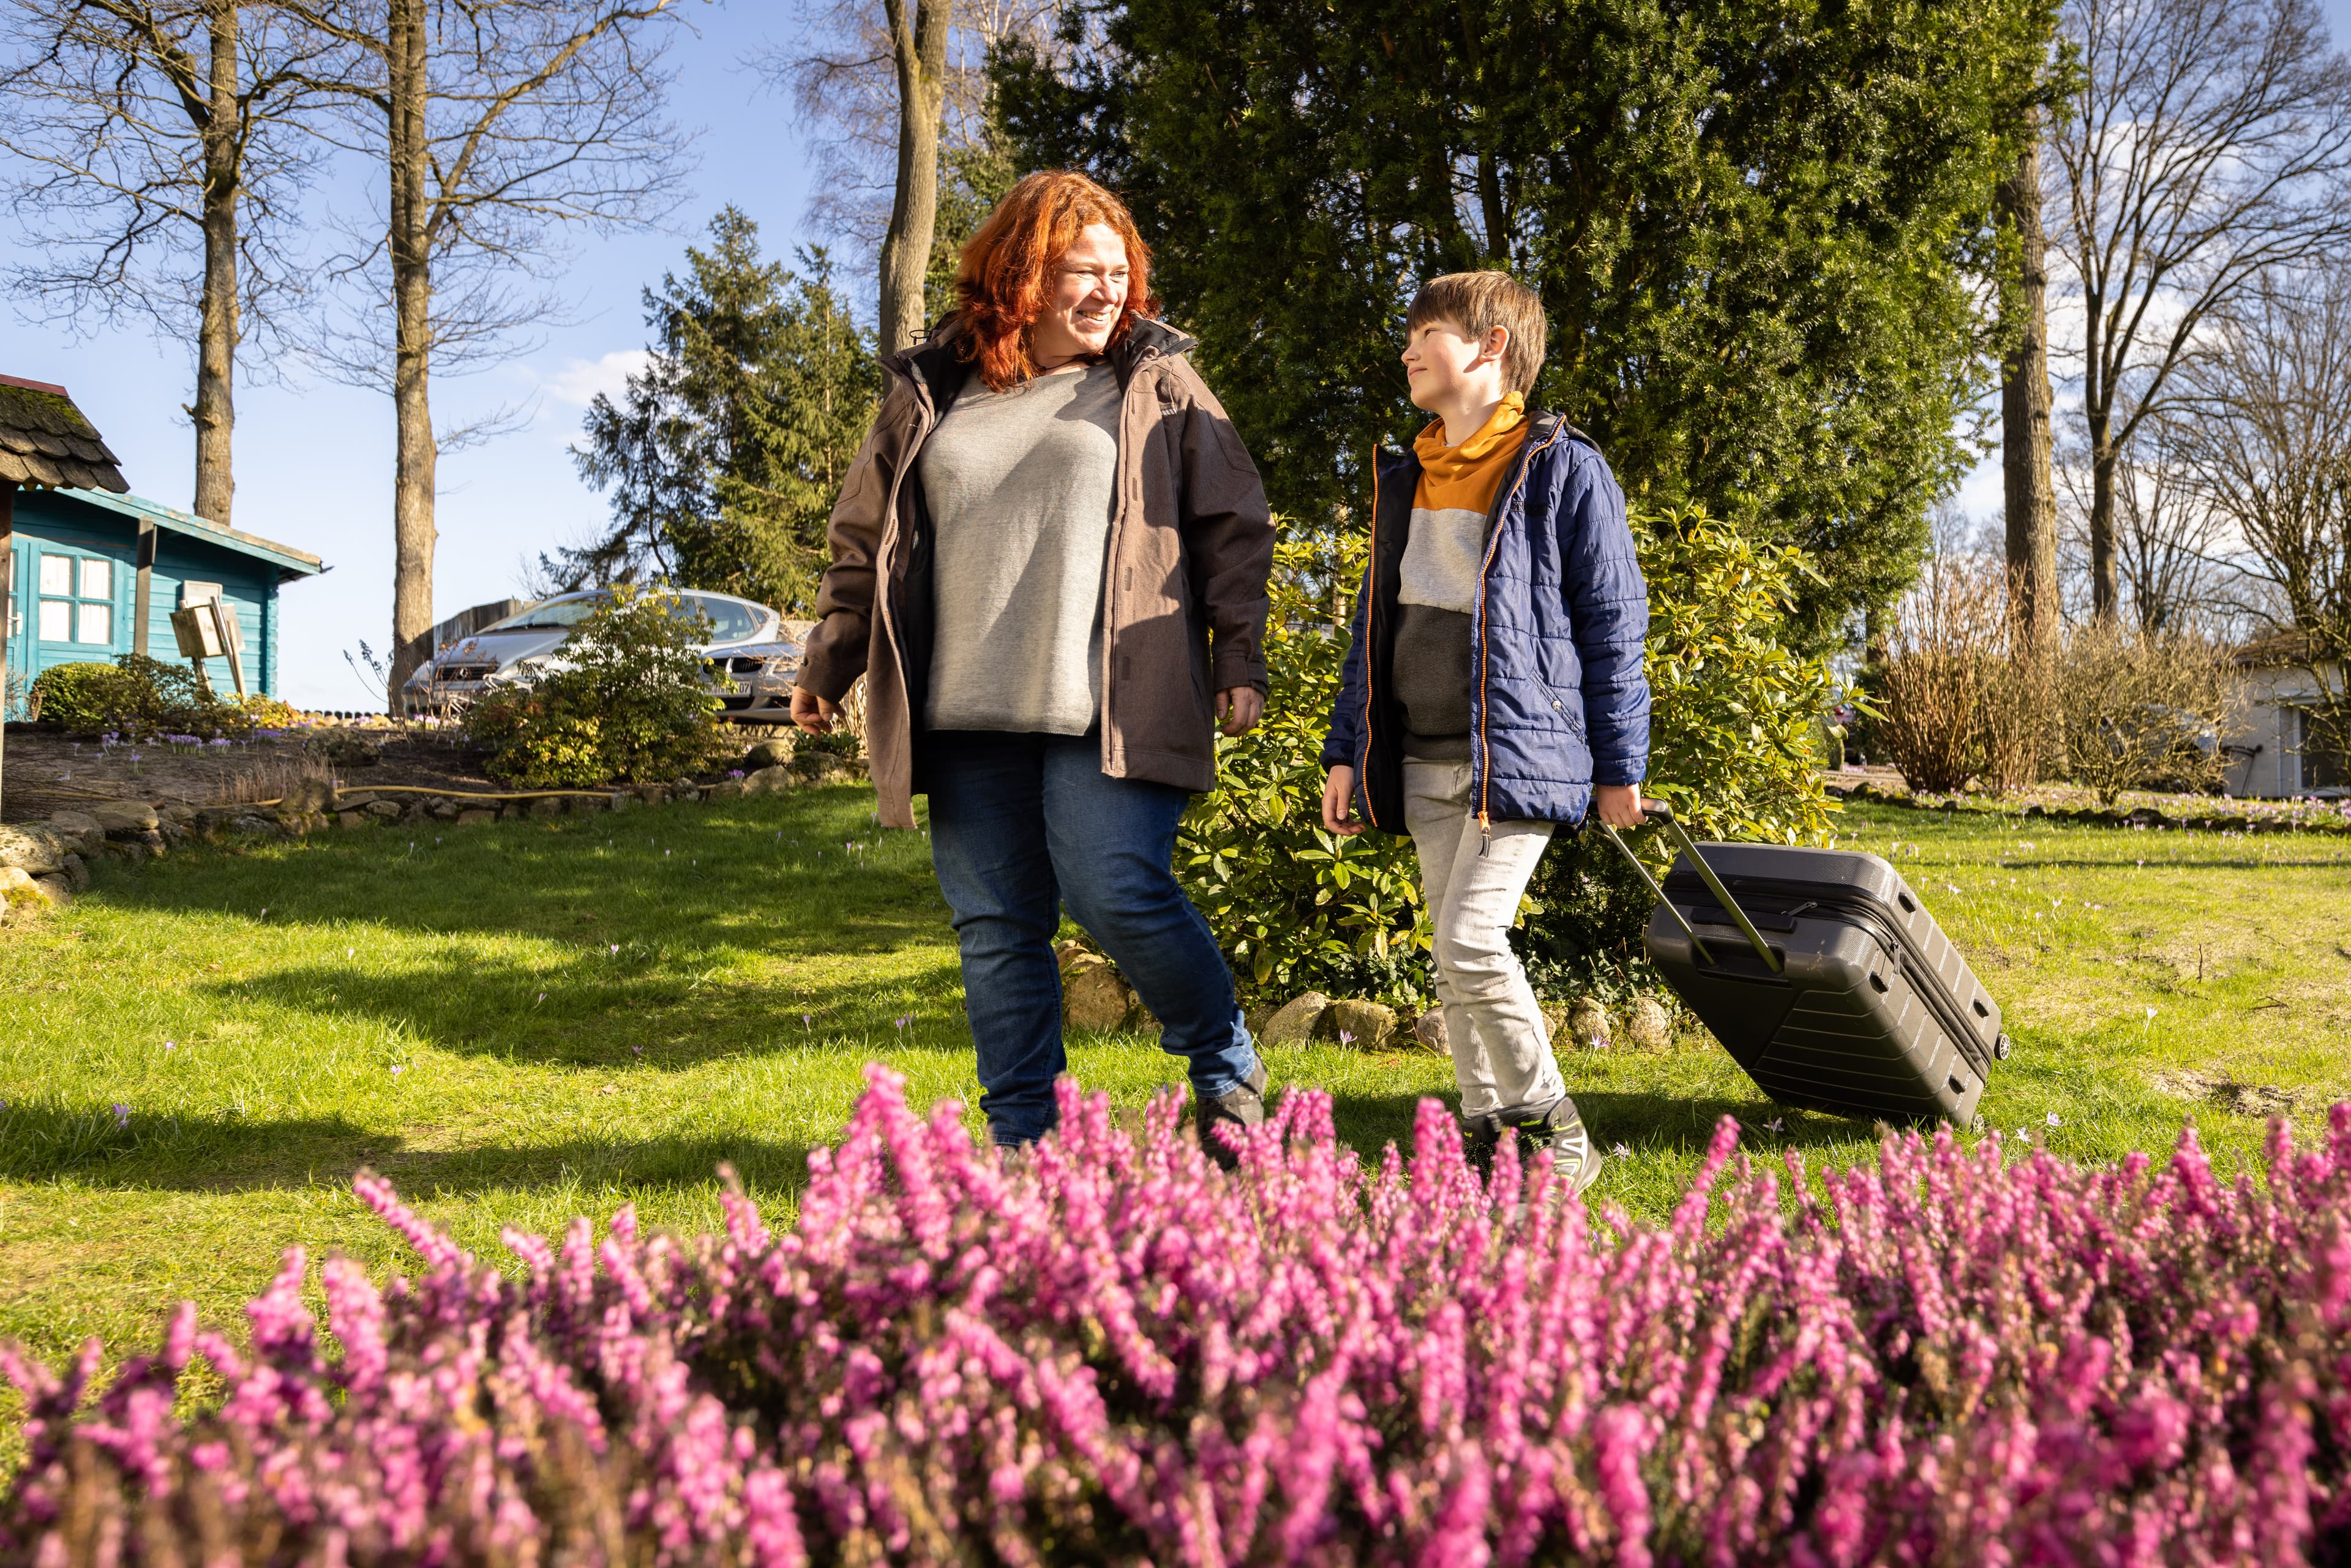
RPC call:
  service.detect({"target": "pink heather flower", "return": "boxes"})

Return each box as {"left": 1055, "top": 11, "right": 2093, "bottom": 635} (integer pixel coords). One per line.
{"left": 10, "top": 1075, "right": 2351, "bottom": 1562}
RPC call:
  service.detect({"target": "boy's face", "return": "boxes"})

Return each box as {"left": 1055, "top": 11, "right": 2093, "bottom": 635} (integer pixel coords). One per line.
{"left": 1401, "top": 317, "right": 1509, "bottom": 412}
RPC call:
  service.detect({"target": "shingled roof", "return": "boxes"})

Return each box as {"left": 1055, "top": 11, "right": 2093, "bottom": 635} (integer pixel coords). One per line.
{"left": 0, "top": 373, "right": 128, "bottom": 492}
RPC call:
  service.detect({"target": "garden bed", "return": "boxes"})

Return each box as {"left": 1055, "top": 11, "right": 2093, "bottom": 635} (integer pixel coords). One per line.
{"left": 0, "top": 721, "right": 811, "bottom": 825}
{"left": 9, "top": 1070, "right": 2351, "bottom": 1564}
{"left": 1824, "top": 766, "right": 2351, "bottom": 834}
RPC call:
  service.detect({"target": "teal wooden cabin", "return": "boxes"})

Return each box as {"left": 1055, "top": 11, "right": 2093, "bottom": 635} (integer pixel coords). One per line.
{"left": 4, "top": 487, "right": 323, "bottom": 705}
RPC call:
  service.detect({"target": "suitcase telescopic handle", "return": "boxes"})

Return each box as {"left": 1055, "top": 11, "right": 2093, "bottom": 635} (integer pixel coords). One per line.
{"left": 1596, "top": 800, "right": 1785, "bottom": 975}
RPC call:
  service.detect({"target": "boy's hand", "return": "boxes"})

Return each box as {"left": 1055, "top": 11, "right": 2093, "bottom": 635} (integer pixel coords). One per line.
{"left": 1593, "top": 784, "right": 1646, "bottom": 829}
{"left": 1215, "top": 686, "right": 1262, "bottom": 736}
{"left": 1322, "top": 765, "right": 1364, "bottom": 836}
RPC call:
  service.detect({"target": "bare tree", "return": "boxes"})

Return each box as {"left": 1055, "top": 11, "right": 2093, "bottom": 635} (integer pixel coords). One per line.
{"left": 279, "top": 0, "right": 695, "bottom": 700}
{"left": 2047, "top": 0, "right": 2351, "bottom": 622}
{"left": 2169, "top": 269, "right": 2351, "bottom": 759}
{"left": 769, "top": 0, "right": 1055, "bottom": 349}
{"left": 2109, "top": 417, "right": 2233, "bottom": 632}
{"left": 0, "top": 0, "right": 336, "bottom": 526}
{"left": 1999, "top": 107, "right": 2060, "bottom": 655}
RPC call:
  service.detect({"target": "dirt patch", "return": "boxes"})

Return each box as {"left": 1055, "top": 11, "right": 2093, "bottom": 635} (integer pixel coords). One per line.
{"left": 2149, "top": 1068, "right": 2315, "bottom": 1120}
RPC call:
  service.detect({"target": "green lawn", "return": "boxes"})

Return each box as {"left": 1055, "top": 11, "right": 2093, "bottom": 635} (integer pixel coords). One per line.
{"left": 4, "top": 787, "right": 2349, "bottom": 1465}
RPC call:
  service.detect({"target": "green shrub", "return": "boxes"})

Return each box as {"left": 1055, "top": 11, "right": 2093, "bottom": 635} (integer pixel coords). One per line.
{"left": 1177, "top": 525, "right": 1430, "bottom": 1007}
{"left": 1179, "top": 506, "right": 1846, "bottom": 1007}
{"left": 28, "top": 662, "right": 128, "bottom": 734}
{"left": 31, "top": 653, "right": 255, "bottom": 740}
{"left": 238, "top": 694, "right": 302, "bottom": 730}
{"left": 464, "top": 586, "right": 727, "bottom": 786}
{"left": 798, "top": 722, "right": 861, "bottom": 760}
{"left": 1517, "top": 506, "right": 1845, "bottom": 985}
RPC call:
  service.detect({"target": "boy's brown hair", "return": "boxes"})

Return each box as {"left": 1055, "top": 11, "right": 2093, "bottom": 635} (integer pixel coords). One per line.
{"left": 1404, "top": 271, "right": 1547, "bottom": 394}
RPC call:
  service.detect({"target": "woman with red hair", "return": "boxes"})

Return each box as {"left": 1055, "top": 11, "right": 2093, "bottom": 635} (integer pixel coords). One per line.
{"left": 792, "top": 171, "right": 1278, "bottom": 1165}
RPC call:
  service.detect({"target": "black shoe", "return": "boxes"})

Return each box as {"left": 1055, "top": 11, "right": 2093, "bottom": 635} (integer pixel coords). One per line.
{"left": 1504, "top": 1094, "right": 1604, "bottom": 1197}
{"left": 1198, "top": 1063, "right": 1269, "bottom": 1170}
{"left": 1461, "top": 1112, "right": 1504, "bottom": 1179}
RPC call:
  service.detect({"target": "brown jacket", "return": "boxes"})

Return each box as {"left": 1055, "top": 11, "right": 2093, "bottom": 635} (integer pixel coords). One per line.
{"left": 795, "top": 315, "right": 1275, "bottom": 829}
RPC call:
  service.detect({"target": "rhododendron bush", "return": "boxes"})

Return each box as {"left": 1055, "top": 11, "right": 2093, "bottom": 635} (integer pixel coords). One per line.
{"left": 9, "top": 1067, "right": 2351, "bottom": 1566}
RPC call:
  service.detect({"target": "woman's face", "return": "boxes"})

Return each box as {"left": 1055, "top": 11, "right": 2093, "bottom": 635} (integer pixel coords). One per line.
{"left": 1030, "top": 222, "right": 1130, "bottom": 367}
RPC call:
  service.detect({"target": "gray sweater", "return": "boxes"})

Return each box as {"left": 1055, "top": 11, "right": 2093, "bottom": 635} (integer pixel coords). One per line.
{"left": 917, "top": 361, "right": 1122, "bottom": 733}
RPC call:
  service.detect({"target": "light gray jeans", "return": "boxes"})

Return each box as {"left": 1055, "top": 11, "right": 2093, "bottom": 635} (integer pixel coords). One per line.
{"left": 1403, "top": 758, "right": 1569, "bottom": 1119}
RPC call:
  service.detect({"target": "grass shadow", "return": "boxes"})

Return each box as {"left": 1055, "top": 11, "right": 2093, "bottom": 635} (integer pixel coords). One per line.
{"left": 216, "top": 950, "right": 969, "bottom": 1066}
{"left": 1324, "top": 1086, "right": 1891, "bottom": 1165}
{"left": 0, "top": 1100, "right": 813, "bottom": 1198}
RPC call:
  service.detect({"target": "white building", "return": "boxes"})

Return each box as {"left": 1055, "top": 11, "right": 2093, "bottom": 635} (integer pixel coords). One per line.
{"left": 2224, "top": 632, "right": 2347, "bottom": 798}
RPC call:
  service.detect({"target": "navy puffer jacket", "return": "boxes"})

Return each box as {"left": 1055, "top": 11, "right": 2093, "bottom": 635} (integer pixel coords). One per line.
{"left": 1320, "top": 412, "right": 1651, "bottom": 830}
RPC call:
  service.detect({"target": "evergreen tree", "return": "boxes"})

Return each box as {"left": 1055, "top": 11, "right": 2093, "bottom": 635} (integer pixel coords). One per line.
{"left": 924, "top": 130, "right": 1022, "bottom": 323}
{"left": 562, "top": 208, "right": 881, "bottom": 614}
{"left": 996, "top": 0, "right": 2055, "bottom": 644}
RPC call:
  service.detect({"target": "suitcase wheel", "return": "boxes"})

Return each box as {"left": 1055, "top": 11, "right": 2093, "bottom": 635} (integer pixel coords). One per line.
{"left": 1993, "top": 1032, "right": 2013, "bottom": 1061}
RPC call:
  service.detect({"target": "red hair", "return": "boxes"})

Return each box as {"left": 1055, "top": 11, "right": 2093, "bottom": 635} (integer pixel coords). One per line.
{"left": 953, "top": 170, "right": 1157, "bottom": 392}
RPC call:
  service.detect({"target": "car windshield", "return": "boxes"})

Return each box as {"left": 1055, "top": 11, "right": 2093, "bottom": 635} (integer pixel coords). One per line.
{"left": 486, "top": 597, "right": 605, "bottom": 632}
{"left": 482, "top": 593, "right": 766, "bottom": 641}
{"left": 687, "top": 595, "right": 766, "bottom": 642}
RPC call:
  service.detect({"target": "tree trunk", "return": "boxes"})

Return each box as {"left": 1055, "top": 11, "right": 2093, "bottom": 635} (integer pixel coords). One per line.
{"left": 1998, "top": 118, "right": 2057, "bottom": 655}
{"left": 877, "top": 0, "right": 951, "bottom": 354}
{"left": 386, "top": 0, "right": 436, "bottom": 705}
{"left": 2087, "top": 413, "right": 2120, "bottom": 621}
{"left": 191, "top": 0, "right": 238, "bottom": 527}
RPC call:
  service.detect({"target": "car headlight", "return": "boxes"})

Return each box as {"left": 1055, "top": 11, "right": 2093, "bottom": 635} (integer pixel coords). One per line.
{"left": 488, "top": 656, "right": 553, "bottom": 686}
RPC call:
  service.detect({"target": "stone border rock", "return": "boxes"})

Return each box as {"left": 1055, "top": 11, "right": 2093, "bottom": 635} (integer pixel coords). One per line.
{"left": 0, "top": 745, "right": 879, "bottom": 930}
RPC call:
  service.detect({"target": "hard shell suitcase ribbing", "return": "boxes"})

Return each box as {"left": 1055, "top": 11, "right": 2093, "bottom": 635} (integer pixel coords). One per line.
{"left": 1600, "top": 806, "right": 2010, "bottom": 1127}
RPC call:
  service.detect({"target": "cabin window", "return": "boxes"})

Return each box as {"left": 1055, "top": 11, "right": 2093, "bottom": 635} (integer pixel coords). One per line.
{"left": 36, "top": 549, "right": 119, "bottom": 648}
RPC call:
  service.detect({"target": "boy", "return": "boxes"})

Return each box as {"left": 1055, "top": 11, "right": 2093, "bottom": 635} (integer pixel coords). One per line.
{"left": 1319, "top": 271, "right": 1651, "bottom": 1194}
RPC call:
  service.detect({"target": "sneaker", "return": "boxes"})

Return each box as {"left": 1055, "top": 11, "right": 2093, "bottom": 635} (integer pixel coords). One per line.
{"left": 1505, "top": 1094, "right": 1605, "bottom": 1198}
{"left": 1197, "top": 1063, "right": 1269, "bottom": 1171}
{"left": 1461, "top": 1112, "right": 1504, "bottom": 1179}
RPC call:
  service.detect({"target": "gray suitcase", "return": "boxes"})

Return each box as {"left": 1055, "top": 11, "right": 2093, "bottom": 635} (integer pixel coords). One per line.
{"left": 1600, "top": 806, "right": 2009, "bottom": 1127}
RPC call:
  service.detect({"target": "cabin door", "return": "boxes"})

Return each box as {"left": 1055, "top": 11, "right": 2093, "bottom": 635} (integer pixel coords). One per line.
{"left": 2, "top": 536, "right": 26, "bottom": 719}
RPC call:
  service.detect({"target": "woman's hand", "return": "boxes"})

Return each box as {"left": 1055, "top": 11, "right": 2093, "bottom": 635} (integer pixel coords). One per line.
{"left": 1322, "top": 765, "right": 1363, "bottom": 836}
{"left": 791, "top": 686, "right": 841, "bottom": 735}
{"left": 1215, "top": 686, "right": 1263, "bottom": 737}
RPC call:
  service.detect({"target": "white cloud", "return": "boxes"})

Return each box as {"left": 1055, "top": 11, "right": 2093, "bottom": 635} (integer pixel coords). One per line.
{"left": 531, "top": 350, "right": 652, "bottom": 410}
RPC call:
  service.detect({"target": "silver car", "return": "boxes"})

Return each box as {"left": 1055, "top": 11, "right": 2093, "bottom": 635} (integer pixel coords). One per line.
{"left": 705, "top": 626, "right": 811, "bottom": 723}
{"left": 402, "top": 588, "right": 785, "bottom": 714}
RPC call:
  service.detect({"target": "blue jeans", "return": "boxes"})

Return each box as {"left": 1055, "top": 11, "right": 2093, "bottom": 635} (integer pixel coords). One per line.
{"left": 925, "top": 730, "right": 1260, "bottom": 1145}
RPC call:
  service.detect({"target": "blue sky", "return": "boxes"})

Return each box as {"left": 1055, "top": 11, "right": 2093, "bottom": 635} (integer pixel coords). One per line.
{"left": 6, "top": 1, "right": 818, "bottom": 709}
{"left": 10, "top": 1, "right": 2351, "bottom": 708}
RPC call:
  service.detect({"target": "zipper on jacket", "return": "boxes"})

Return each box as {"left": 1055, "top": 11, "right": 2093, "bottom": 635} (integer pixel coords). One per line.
{"left": 1098, "top": 343, "right": 1162, "bottom": 781}
{"left": 877, "top": 376, "right": 940, "bottom": 694}
{"left": 1472, "top": 419, "right": 1569, "bottom": 847}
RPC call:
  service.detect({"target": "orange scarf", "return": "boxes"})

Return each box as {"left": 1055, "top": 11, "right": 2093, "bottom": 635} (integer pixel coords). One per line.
{"left": 1412, "top": 393, "right": 1528, "bottom": 516}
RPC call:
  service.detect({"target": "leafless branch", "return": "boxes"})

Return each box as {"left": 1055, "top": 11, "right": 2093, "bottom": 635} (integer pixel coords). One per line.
{"left": 2047, "top": 0, "right": 2351, "bottom": 616}
{"left": 0, "top": 0, "right": 336, "bottom": 361}
{"left": 755, "top": 0, "right": 1058, "bottom": 252}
